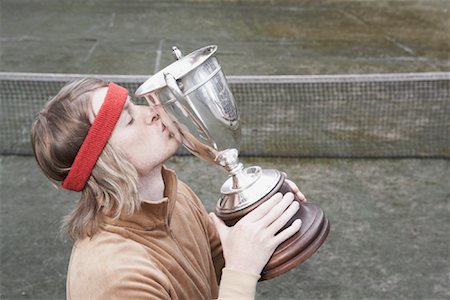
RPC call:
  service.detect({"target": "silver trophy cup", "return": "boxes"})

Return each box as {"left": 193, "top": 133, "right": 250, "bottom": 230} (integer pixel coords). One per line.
{"left": 136, "top": 45, "right": 330, "bottom": 280}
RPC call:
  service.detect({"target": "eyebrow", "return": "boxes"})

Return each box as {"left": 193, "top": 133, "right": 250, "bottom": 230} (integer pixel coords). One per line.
{"left": 119, "top": 99, "right": 133, "bottom": 124}
{"left": 123, "top": 100, "right": 130, "bottom": 112}
{"left": 122, "top": 98, "right": 135, "bottom": 115}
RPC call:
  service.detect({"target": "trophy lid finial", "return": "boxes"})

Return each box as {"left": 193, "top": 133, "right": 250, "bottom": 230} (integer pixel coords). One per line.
{"left": 172, "top": 46, "right": 183, "bottom": 60}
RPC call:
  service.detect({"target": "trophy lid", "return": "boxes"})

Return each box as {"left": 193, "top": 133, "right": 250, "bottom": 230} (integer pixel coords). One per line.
{"left": 136, "top": 45, "right": 217, "bottom": 96}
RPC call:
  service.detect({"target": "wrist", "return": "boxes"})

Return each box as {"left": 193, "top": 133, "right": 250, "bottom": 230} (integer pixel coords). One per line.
{"left": 219, "top": 268, "right": 260, "bottom": 299}
{"left": 224, "top": 261, "right": 262, "bottom": 276}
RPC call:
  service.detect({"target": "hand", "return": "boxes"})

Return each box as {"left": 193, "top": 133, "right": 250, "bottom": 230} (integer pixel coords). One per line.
{"left": 282, "top": 172, "right": 307, "bottom": 203}
{"left": 209, "top": 192, "right": 302, "bottom": 275}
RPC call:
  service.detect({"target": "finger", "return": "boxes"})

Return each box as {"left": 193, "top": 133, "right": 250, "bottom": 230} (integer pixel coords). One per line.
{"left": 243, "top": 193, "right": 283, "bottom": 222}
{"left": 267, "top": 200, "right": 300, "bottom": 235}
{"left": 273, "top": 219, "right": 302, "bottom": 246}
{"left": 285, "top": 179, "right": 307, "bottom": 203}
{"left": 283, "top": 172, "right": 307, "bottom": 202}
{"left": 256, "top": 192, "right": 295, "bottom": 227}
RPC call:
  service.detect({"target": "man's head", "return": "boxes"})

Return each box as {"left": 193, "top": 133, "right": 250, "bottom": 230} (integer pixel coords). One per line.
{"left": 31, "top": 79, "right": 178, "bottom": 238}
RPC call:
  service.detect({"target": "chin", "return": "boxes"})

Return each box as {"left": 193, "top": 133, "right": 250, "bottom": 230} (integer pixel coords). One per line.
{"left": 167, "top": 139, "right": 181, "bottom": 156}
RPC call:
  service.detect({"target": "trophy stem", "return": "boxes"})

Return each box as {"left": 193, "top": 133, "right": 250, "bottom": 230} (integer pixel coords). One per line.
{"left": 217, "top": 149, "right": 264, "bottom": 194}
{"left": 216, "top": 148, "right": 245, "bottom": 190}
{"left": 216, "top": 148, "right": 242, "bottom": 175}
{"left": 217, "top": 147, "right": 281, "bottom": 213}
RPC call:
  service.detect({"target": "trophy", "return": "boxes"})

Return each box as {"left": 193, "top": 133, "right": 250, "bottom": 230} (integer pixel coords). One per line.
{"left": 136, "top": 45, "right": 330, "bottom": 280}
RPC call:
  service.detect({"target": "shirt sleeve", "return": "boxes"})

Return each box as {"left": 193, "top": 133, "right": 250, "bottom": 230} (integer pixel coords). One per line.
{"left": 217, "top": 268, "right": 261, "bottom": 300}
{"left": 177, "top": 180, "right": 225, "bottom": 281}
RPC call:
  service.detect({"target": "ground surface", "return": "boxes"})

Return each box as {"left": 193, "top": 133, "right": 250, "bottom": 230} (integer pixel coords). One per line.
{"left": 1, "top": 156, "right": 449, "bottom": 299}
{"left": 1, "top": 0, "right": 449, "bottom": 75}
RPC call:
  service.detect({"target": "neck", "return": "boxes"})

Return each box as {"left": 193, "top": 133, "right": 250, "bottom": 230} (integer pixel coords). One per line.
{"left": 137, "top": 165, "right": 165, "bottom": 201}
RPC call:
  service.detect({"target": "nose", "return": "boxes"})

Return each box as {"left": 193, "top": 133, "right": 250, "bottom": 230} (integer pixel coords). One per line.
{"left": 143, "top": 106, "right": 160, "bottom": 125}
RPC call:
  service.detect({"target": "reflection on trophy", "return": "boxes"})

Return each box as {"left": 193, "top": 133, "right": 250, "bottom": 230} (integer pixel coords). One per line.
{"left": 136, "top": 45, "right": 330, "bottom": 281}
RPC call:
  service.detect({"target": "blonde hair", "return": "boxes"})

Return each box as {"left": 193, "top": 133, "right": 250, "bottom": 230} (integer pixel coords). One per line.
{"left": 31, "top": 78, "right": 140, "bottom": 240}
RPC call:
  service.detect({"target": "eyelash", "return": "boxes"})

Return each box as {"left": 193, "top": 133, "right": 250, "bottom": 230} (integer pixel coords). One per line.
{"left": 128, "top": 117, "right": 134, "bottom": 125}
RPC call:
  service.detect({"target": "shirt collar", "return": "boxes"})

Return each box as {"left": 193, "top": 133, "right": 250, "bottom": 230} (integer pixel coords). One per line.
{"left": 103, "top": 166, "right": 178, "bottom": 230}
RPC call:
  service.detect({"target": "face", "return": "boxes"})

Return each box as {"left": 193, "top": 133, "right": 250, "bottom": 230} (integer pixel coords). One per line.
{"left": 90, "top": 87, "right": 180, "bottom": 175}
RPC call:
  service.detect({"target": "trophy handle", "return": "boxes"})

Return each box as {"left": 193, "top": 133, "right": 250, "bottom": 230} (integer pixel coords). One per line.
{"left": 163, "top": 72, "right": 217, "bottom": 149}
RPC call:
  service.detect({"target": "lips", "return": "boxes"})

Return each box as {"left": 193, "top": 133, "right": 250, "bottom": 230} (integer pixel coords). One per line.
{"left": 161, "top": 120, "right": 176, "bottom": 138}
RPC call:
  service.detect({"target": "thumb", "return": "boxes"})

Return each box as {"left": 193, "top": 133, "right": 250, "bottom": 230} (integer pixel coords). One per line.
{"left": 209, "top": 212, "right": 228, "bottom": 236}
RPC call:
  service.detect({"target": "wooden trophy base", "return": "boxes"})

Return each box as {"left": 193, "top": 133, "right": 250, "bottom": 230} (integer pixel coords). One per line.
{"left": 216, "top": 174, "right": 330, "bottom": 281}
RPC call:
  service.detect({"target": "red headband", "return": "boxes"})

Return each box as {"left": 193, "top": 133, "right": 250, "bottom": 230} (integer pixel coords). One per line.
{"left": 62, "top": 83, "right": 128, "bottom": 191}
